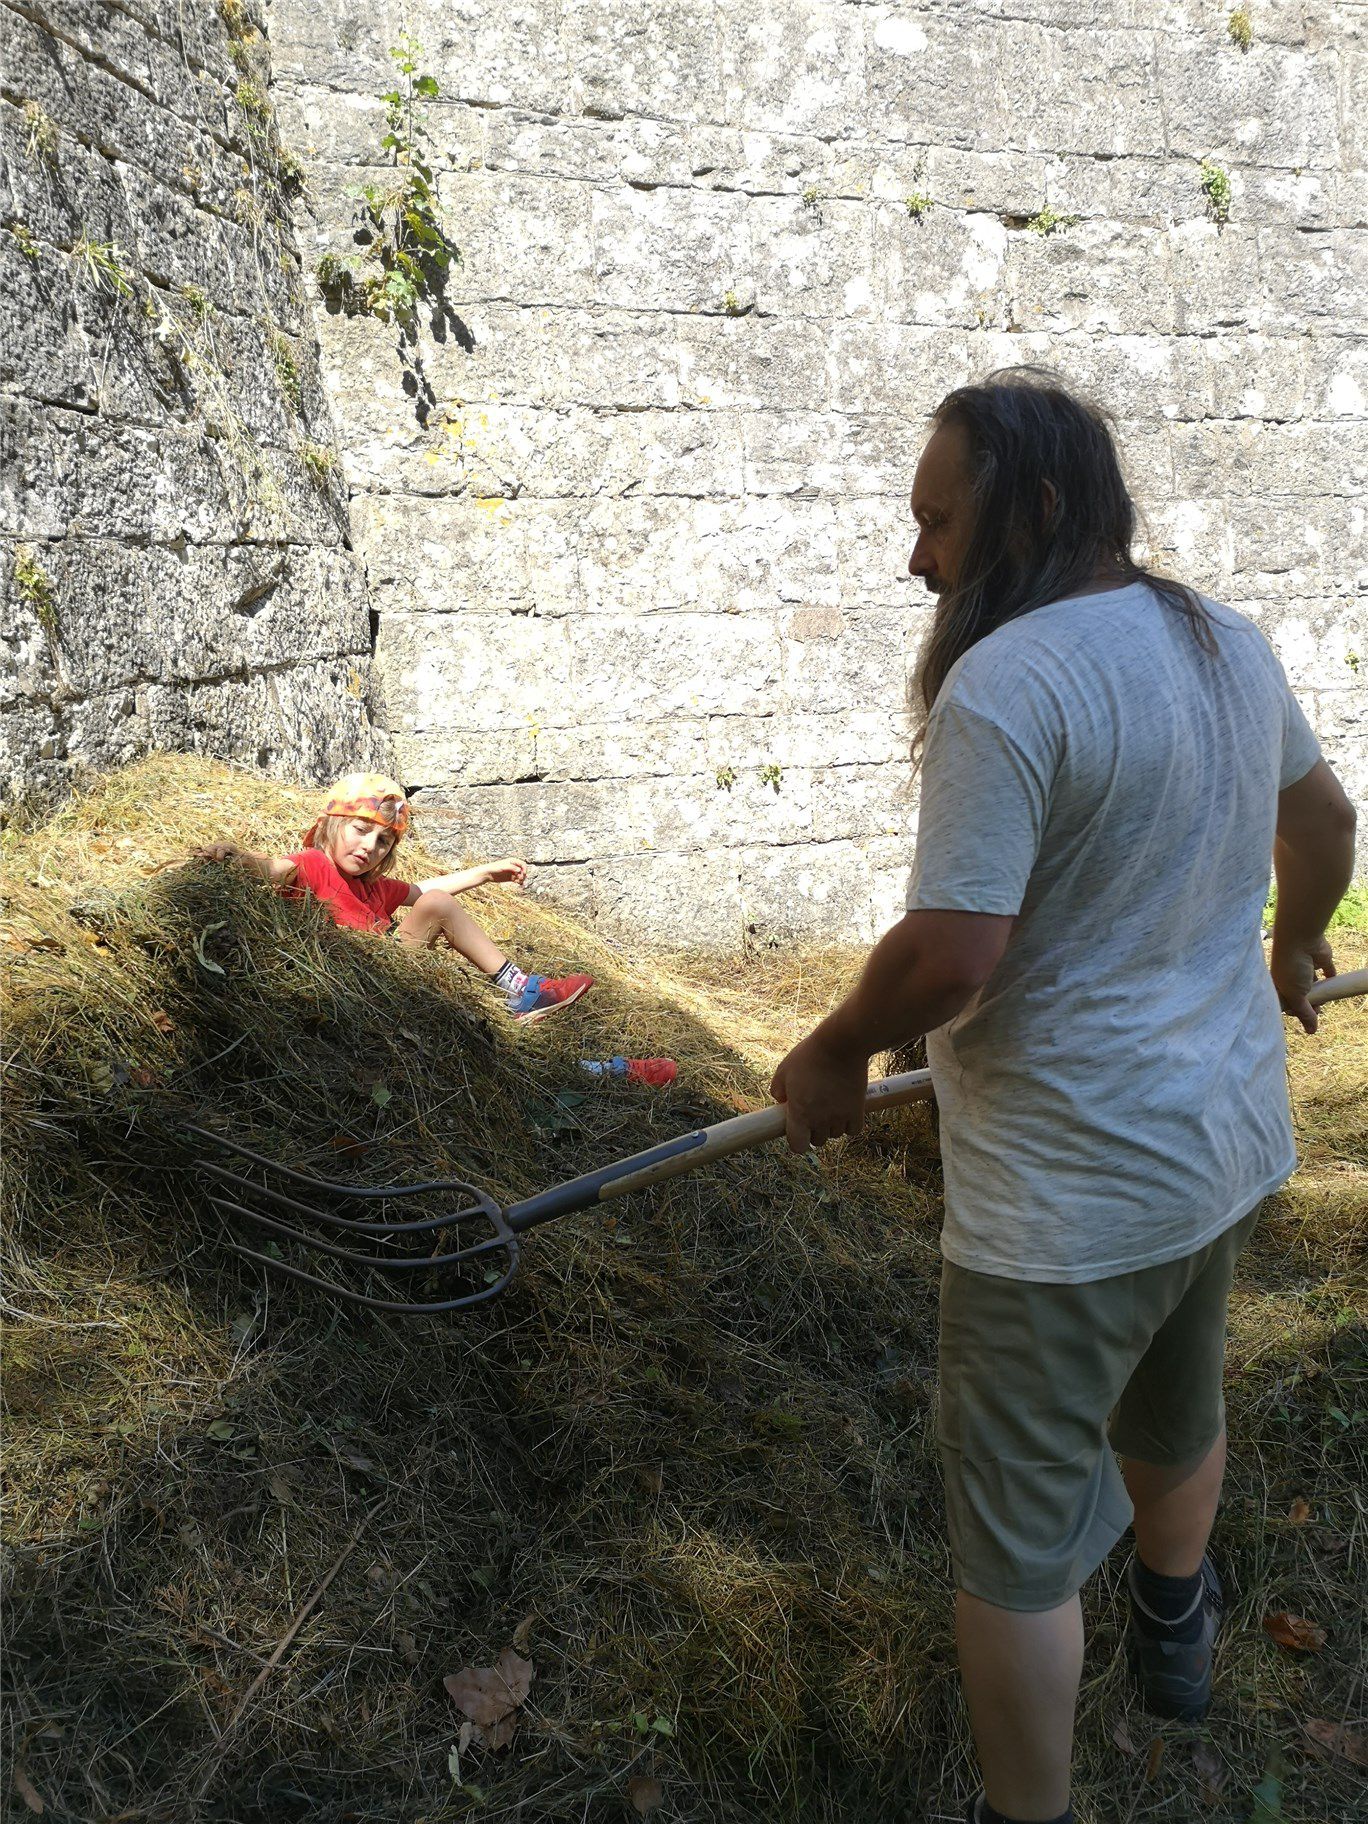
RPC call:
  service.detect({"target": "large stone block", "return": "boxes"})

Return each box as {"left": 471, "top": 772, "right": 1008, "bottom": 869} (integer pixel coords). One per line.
{"left": 861, "top": 7, "right": 1004, "bottom": 150}
{"left": 1006, "top": 221, "right": 1177, "bottom": 337}
{"left": 356, "top": 495, "right": 580, "bottom": 615}
{"left": 566, "top": 609, "right": 783, "bottom": 719}
{"left": 1156, "top": 37, "right": 1341, "bottom": 168}
{"left": 376, "top": 608, "right": 574, "bottom": 733}
{"left": 996, "top": 24, "right": 1166, "bottom": 158}
{"left": 721, "top": 0, "right": 869, "bottom": 140}
{"left": 591, "top": 185, "right": 751, "bottom": 313}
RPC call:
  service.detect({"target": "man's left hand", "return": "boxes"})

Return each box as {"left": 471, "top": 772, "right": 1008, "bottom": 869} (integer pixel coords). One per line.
{"left": 769, "top": 1031, "right": 869, "bottom": 1154}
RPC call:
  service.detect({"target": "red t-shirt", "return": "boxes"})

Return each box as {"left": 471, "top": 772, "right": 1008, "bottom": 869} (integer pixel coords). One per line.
{"left": 286, "top": 848, "right": 412, "bottom": 932}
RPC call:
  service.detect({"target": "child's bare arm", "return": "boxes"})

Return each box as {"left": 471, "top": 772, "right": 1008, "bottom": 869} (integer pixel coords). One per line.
{"left": 195, "top": 843, "right": 298, "bottom": 887}
{"left": 415, "top": 858, "right": 528, "bottom": 897}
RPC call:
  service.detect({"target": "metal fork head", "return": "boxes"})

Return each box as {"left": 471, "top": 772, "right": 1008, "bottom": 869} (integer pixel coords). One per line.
{"left": 184, "top": 1124, "right": 520, "bottom": 1315}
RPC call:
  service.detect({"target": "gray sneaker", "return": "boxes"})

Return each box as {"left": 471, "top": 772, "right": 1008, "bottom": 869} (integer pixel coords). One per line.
{"left": 1127, "top": 1555, "right": 1223, "bottom": 1721}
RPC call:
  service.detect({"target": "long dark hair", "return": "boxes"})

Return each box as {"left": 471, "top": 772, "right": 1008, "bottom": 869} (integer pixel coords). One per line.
{"left": 912, "top": 367, "right": 1216, "bottom": 742}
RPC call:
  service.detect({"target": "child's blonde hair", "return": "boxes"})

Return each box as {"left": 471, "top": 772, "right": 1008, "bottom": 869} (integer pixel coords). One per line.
{"left": 301, "top": 773, "right": 410, "bottom": 878}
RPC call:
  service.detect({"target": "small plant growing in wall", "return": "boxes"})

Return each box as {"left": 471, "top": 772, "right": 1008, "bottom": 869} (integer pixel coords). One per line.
{"left": 180, "top": 283, "right": 212, "bottom": 323}
{"left": 801, "top": 186, "right": 822, "bottom": 214}
{"left": 70, "top": 236, "right": 134, "bottom": 299}
{"left": 1200, "top": 160, "right": 1232, "bottom": 223}
{"left": 270, "top": 328, "right": 303, "bottom": 415}
{"left": 1228, "top": 9, "right": 1252, "bottom": 52}
{"left": 300, "top": 443, "right": 336, "bottom": 487}
{"left": 904, "top": 190, "right": 934, "bottom": 222}
{"left": 10, "top": 221, "right": 40, "bottom": 264}
{"left": 760, "top": 762, "right": 783, "bottom": 793}
{"left": 21, "top": 99, "right": 58, "bottom": 165}
{"left": 715, "top": 765, "right": 737, "bottom": 791}
{"left": 322, "top": 35, "right": 459, "bottom": 329}
{"left": 722, "top": 289, "right": 746, "bottom": 316}
{"left": 1026, "top": 206, "right": 1077, "bottom": 236}
{"left": 15, "top": 546, "right": 59, "bottom": 647}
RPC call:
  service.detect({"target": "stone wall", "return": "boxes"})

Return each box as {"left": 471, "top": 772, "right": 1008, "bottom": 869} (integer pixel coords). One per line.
{"left": 0, "top": 0, "right": 380, "bottom": 812}
{"left": 266, "top": 0, "right": 1366, "bottom": 944}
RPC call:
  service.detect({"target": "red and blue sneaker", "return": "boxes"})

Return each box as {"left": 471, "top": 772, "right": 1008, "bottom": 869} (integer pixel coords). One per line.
{"left": 508, "top": 972, "right": 594, "bottom": 1024}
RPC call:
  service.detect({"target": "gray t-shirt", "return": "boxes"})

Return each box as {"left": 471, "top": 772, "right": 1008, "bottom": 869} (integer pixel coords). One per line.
{"left": 906, "top": 581, "right": 1321, "bottom": 1284}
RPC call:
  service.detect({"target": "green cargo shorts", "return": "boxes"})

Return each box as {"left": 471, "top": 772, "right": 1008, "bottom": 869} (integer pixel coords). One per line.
{"left": 936, "top": 1206, "right": 1260, "bottom": 1612}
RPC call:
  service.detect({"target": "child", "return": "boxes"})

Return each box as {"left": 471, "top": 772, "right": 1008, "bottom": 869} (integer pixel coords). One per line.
{"left": 195, "top": 773, "right": 593, "bottom": 1023}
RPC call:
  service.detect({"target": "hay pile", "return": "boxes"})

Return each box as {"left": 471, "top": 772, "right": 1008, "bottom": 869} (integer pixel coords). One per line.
{"left": 2, "top": 755, "right": 1364, "bottom": 1823}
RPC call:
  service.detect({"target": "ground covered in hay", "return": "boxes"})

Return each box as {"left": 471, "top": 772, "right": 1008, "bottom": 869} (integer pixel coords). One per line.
{"left": 2, "top": 755, "right": 1364, "bottom": 1824}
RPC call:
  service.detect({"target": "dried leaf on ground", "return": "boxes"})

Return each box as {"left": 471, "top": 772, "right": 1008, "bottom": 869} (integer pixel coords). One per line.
{"left": 481, "top": 1713, "right": 518, "bottom": 1752}
{"left": 330, "top": 1134, "right": 370, "bottom": 1158}
{"left": 511, "top": 1613, "right": 534, "bottom": 1654}
{"left": 443, "top": 1648, "right": 534, "bottom": 1726}
{"left": 151, "top": 1009, "right": 176, "bottom": 1034}
{"left": 1144, "top": 1736, "right": 1165, "bottom": 1782}
{"left": 1302, "top": 1719, "right": 1368, "bottom": 1770}
{"left": 628, "top": 1774, "right": 664, "bottom": 1814}
{"left": 12, "top": 1765, "right": 45, "bottom": 1814}
{"left": 1264, "top": 1611, "right": 1327, "bottom": 1652}
{"left": 1111, "top": 1718, "right": 1137, "bottom": 1755}
{"left": 1287, "top": 1497, "right": 1313, "bottom": 1524}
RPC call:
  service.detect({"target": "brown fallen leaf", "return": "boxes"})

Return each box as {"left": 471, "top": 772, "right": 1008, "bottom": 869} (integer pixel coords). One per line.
{"left": 1302, "top": 1719, "right": 1368, "bottom": 1770}
{"left": 1288, "top": 1498, "right": 1313, "bottom": 1525}
{"left": 444, "top": 1648, "right": 534, "bottom": 1726}
{"left": 395, "top": 1631, "right": 419, "bottom": 1666}
{"left": 129, "top": 1066, "right": 160, "bottom": 1089}
{"left": 481, "top": 1713, "right": 518, "bottom": 1752}
{"left": 628, "top": 1774, "right": 664, "bottom": 1814}
{"left": 330, "top": 1134, "right": 371, "bottom": 1159}
{"left": 12, "top": 1764, "right": 45, "bottom": 1813}
{"left": 151, "top": 1009, "right": 176, "bottom": 1035}
{"left": 511, "top": 1613, "right": 535, "bottom": 1655}
{"left": 1111, "top": 1718, "right": 1137, "bottom": 1756}
{"left": 1144, "top": 1736, "right": 1165, "bottom": 1782}
{"left": 1264, "top": 1610, "right": 1327, "bottom": 1653}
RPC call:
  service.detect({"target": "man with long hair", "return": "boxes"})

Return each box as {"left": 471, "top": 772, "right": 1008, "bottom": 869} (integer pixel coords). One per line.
{"left": 770, "top": 369, "right": 1357, "bottom": 1824}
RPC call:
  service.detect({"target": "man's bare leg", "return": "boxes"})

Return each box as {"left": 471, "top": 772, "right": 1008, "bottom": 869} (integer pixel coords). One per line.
{"left": 1122, "top": 1426, "right": 1226, "bottom": 1576}
{"left": 956, "top": 1591, "right": 1082, "bottom": 1820}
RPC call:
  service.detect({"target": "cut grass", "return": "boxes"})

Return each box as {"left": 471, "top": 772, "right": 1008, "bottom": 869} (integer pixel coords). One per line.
{"left": 2, "top": 754, "right": 1364, "bottom": 1822}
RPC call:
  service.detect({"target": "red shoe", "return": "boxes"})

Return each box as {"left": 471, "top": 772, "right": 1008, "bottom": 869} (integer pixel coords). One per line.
{"left": 508, "top": 972, "right": 594, "bottom": 1023}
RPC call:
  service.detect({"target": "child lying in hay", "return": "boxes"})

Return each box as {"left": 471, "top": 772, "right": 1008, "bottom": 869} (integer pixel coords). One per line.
{"left": 196, "top": 772, "right": 594, "bottom": 1024}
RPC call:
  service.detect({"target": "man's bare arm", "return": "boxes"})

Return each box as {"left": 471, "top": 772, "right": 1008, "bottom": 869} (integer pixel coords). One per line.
{"left": 1271, "top": 759, "right": 1357, "bottom": 1032}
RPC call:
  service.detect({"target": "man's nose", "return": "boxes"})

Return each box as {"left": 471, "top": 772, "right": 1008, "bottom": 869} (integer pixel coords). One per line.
{"left": 908, "top": 537, "right": 932, "bottom": 578}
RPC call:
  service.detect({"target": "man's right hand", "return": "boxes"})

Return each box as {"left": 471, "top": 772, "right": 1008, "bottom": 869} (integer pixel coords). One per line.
{"left": 1271, "top": 936, "right": 1337, "bottom": 1034}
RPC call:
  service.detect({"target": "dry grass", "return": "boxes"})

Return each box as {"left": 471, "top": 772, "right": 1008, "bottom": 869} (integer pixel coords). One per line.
{"left": 1, "top": 754, "right": 1364, "bottom": 1823}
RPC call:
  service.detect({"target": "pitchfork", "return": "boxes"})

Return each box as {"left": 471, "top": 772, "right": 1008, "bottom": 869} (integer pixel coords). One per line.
{"left": 188, "top": 969, "right": 1367, "bottom": 1316}
{"left": 185, "top": 1067, "right": 936, "bottom": 1315}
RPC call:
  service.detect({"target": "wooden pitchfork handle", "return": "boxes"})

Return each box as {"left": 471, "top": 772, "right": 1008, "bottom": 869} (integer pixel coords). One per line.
{"left": 508, "top": 966, "right": 1368, "bottom": 1233}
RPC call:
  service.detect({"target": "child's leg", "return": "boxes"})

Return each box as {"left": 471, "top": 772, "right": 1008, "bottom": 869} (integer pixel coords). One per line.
{"left": 396, "top": 890, "right": 507, "bottom": 976}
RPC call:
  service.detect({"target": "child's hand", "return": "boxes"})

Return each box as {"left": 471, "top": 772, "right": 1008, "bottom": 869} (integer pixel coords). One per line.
{"left": 195, "top": 843, "right": 242, "bottom": 864}
{"left": 482, "top": 858, "right": 528, "bottom": 887}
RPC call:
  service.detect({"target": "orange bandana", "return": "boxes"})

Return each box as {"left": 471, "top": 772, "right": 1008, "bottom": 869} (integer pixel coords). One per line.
{"left": 302, "top": 772, "right": 411, "bottom": 848}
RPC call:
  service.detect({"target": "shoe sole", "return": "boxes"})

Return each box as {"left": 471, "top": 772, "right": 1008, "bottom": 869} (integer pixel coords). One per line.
{"left": 513, "top": 981, "right": 591, "bottom": 1024}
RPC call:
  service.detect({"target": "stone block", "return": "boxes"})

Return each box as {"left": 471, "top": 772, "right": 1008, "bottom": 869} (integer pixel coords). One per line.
{"left": 1006, "top": 221, "right": 1176, "bottom": 337}
{"left": 997, "top": 25, "right": 1166, "bottom": 158}
{"left": 566, "top": 609, "right": 783, "bottom": 720}
{"left": 535, "top": 719, "right": 708, "bottom": 781}
{"left": 1303, "top": 338, "right": 1368, "bottom": 420}
{"left": 445, "top": 172, "right": 598, "bottom": 308}
{"left": 0, "top": 237, "right": 100, "bottom": 412}
{"left": 0, "top": 398, "right": 77, "bottom": 538}
{"left": 861, "top": 8, "right": 1003, "bottom": 150}
{"left": 0, "top": 99, "right": 137, "bottom": 252}
{"left": 703, "top": 708, "right": 911, "bottom": 773}
{"left": 672, "top": 313, "right": 831, "bottom": 413}
{"left": 748, "top": 194, "right": 878, "bottom": 320}
{"left": 376, "top": 608, "right": 574, "bottom": 734}
{"left": 721, "top": 0, "right": 870, "bottom": 140}
{"left": 1156, "top": 38, "right": 1340, "bottom": 168}
{"left": 782, "top": 605, "right": 915, "bottom": 715}
{"left": 389, "top": 727, "right": 540, "bottom": 791}
{"left": 565, "top": 0, "right": 724, "bottom": 121}
{"left": 1257, "top": 227, "right": 1368, "bottom": 335}
{"left": 355, "top": 495, "right": 580, "bottom": 616}
{"left": 591, "top": 185, "right": 751, "bottom": 313}
{"left": 877, "top": 207, "right": 1009, "bottom": 331}
{"left": 810, "top": 762, "right": 914, "bottom": 843}
{"left": 739, "top": 410, "right": 909, "bottom": 498}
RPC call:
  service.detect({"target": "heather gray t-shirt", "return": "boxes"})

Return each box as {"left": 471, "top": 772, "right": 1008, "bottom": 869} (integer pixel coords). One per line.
{"left": 906, "top": 582, "right": 1321, "bottom": 1284}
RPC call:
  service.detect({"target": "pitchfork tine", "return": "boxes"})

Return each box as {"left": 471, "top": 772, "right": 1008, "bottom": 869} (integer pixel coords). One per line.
{"left": 221, "top": 1238, "right": 518, "bottom": 1315}
{"left": 205, "top": 1193, "right": 516, "bottom": 1272}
